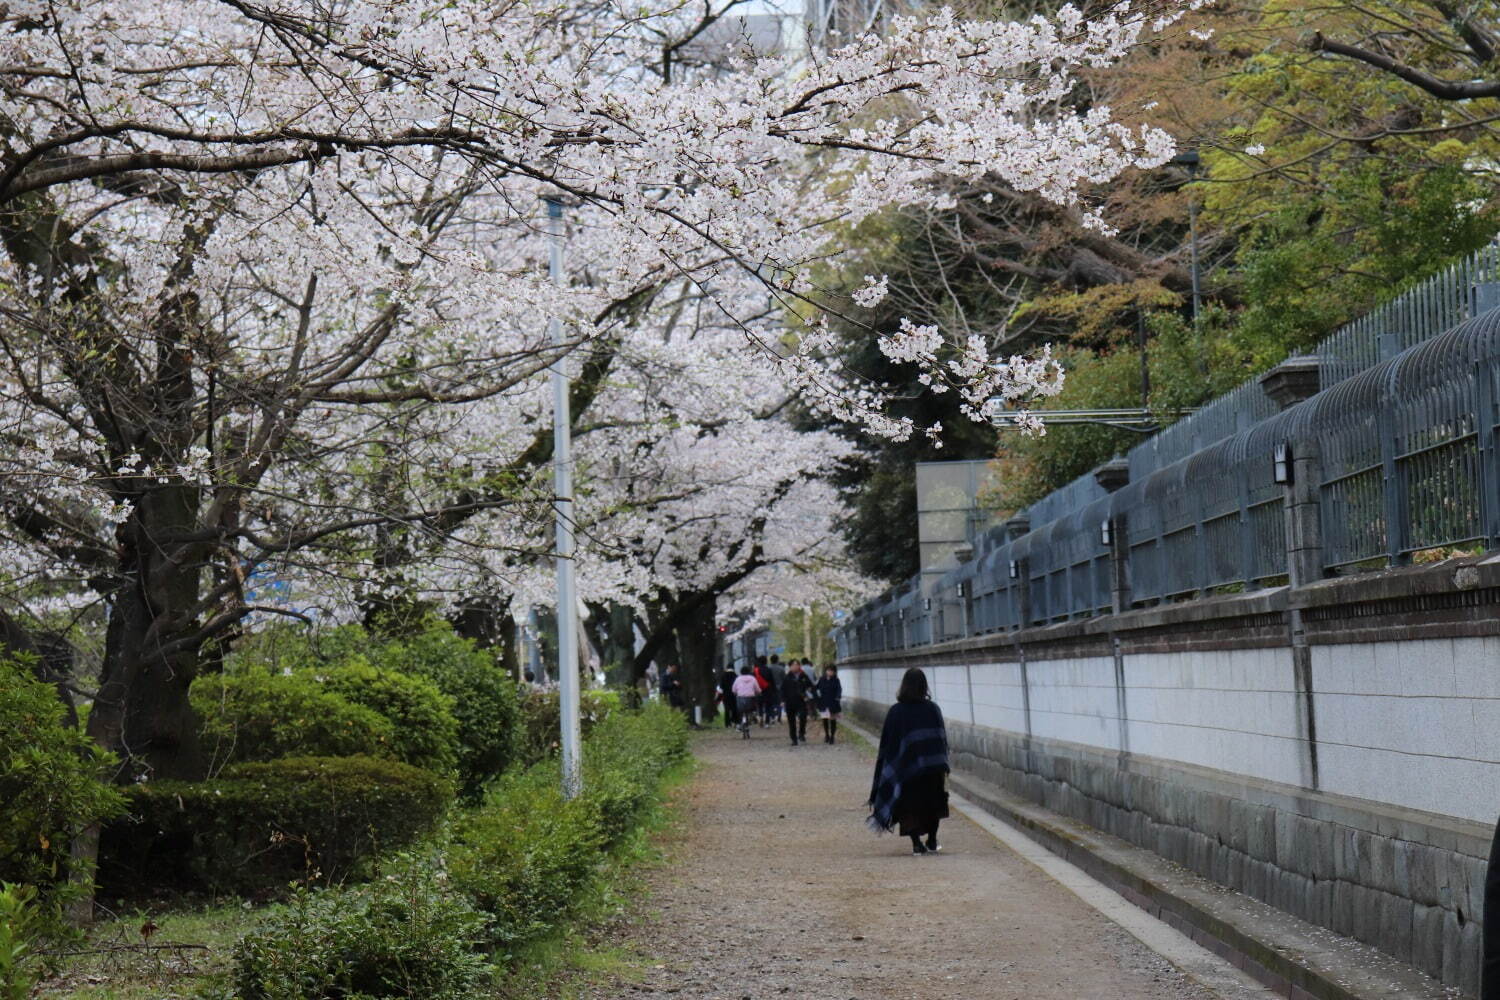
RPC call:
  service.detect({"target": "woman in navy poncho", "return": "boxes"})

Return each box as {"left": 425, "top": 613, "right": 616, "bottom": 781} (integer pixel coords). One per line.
{"left": 867, "top": 667, "right": 950, "bottom": 855}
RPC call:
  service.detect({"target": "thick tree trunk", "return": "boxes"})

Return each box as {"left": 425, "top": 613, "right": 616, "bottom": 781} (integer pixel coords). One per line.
{"left": 585, "top": 601, "right": 637, "bottom": 687}
{"left": 449, "top": 595, "right": 520, "bottom": 677}
{"left": 674, "top": 594, "right": 719, "bottom": 720}
{"left": 87, "top": 488, "right": 208, "bottom": 782}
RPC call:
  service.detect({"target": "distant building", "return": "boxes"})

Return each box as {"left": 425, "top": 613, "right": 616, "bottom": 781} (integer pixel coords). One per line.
{"left": 806, "top": 0, "right": 914, "bottom": 46}
{"left": 677, "top": 13, "right": 786, "bottom": 67}
{"left": 915, "top": 459, "right": 1001, "bottom": 596}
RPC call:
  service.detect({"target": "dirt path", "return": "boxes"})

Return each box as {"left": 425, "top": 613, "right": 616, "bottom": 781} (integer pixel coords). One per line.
{"left": 590, "top": 723, "right": 1230, "bottom": 1000}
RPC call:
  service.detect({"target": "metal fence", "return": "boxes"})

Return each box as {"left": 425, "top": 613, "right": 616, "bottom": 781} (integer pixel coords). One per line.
{"left": 838, "top": 241, "right": 1500, "bottom": 659}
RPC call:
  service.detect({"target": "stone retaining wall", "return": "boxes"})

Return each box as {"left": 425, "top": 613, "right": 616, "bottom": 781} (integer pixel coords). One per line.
{"left": 840, "top": 556, "right": 1500, "bottom": 996}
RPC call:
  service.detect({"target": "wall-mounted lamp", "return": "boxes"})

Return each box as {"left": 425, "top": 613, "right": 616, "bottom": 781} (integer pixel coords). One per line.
{"left": 923, "top": 597, "right": 932, "bottom": 611}
{"left": 1008, "top": 560, "right": 1019, "bottom": 580}
{"left": 955, "top": 582, "right": 967, "bottom": 598}
{"left": 1273, "top": 441, "right": 1293, "bottom": 485}
{"left": 1100, "top": 520, "right": 1114, "bottom": 547}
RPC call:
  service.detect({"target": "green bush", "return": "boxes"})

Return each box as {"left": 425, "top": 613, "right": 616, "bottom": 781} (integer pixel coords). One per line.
{"left": 0, "top": 657, "right": 123, "bottom": 899}
{"left": 192, "top": 663, "right": 460, "bottom": 777}
{"left": 446, "top": 768, "right": 604, "bottom": 948}
{"left": 225, "top": 623, "right": 513, "bottom": 795}
{"left": 321, "top": 662, "right": 460, "bottom": 778}
{"left": 0, "top": 883, "right": 41, "bottom": 1000}
{"left": 448, "top": 703, "right": 689, "bottom": 949}
{"left": 375, "top": 628, "right": 521, "bottom": 800}
{"left": 516, "top": 688, "right": 618, "bottom": 767}
{"left": 226, "top": 858, "right": 490, "bottom": 1000}
{"left": 106, "top": 757, "right": 451, "bottom": 894}
{"left": 192, "top": 670, "right": 397, "bottom": 768}
{"left": 217, "top": 703, "right": 689, "bottom": 995}
{"left": 580, "top": 704, "right": 690, "bottom": 844}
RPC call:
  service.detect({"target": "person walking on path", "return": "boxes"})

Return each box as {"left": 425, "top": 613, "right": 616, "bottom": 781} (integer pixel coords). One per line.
{"left": 766, "top": 655, "right": 787, "bottom": 724}
{"left": 781, "top": 659, "right": 815, "bottom": 745}
{"left": 731, "top": 665, "right": 761, "bottom": 739}
{"left": 868, "top": 667, "right": 951, "bottom": 856}
{"left": 815, "top": 664, "right": 843, "bottom": 744}
{"left": 752, "top": 656, "right": 773, "bottom": 726}
{"left": 717, "top": 665, "right": 739, "bottom": 728}
{"left": 660, "top": 663, "right": 686, "bottom": 711}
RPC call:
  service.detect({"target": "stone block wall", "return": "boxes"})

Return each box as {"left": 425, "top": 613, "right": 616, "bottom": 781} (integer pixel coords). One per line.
{"left": 839, "top": 557, "right": 1500, "bottom": 996}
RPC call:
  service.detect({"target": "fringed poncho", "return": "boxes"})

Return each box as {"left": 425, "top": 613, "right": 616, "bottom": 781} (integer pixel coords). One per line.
{"left": 867, "top": 699, "right": 950, "bottom": 833}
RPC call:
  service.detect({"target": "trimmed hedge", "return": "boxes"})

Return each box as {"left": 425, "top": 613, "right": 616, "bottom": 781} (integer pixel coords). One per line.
{"left": 192, "top": 664, "right": 459, "bottom": 777}
{"left": 219, "top": 704, "right": 690, "bottom": 997}
{"left": 105, "top": 756, "right": 451, "bottom": 894}
{"left": 192, "top": 671, "right": 397, "bottom": 767}
{"left": 378, "top": 628, "right": 521, "bottom": 800}
{"left": 320, "top": 663, "right": 459, "bottom": 777}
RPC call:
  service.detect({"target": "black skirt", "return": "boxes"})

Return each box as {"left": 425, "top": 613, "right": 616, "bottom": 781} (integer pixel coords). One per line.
{"left": 895, "top": 769, "right": 950, "bottom": 837}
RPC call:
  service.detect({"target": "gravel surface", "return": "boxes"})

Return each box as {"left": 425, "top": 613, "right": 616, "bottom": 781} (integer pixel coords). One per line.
{"left": 587, "top": 723, "right": 1228, "bottom": 1000}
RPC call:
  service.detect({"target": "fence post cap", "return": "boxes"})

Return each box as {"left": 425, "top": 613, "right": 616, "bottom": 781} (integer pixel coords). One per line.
{"left": 1093, "top": 457, "right": 1131, "bottom": 493}
{"left": 1259, "top": 354, "right": 1321, "bottom": 409}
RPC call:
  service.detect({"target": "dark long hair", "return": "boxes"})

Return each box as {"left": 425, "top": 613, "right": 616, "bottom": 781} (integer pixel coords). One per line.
{"left": 896, "top": 667, "right": 930, "bottom": 703}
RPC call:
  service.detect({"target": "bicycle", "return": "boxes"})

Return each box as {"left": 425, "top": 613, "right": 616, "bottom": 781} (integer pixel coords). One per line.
{"left": 736, "top": 696, "right": 756, "bottom": 739}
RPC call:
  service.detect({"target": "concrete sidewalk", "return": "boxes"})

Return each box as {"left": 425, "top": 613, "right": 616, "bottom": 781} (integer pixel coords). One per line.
{"left": 587, "top": 724, "right": 1274, "bottom": 1000}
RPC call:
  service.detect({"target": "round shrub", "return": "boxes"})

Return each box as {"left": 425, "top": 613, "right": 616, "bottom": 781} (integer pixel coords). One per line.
{"left": 321, "top": 662, "right": 460, "bottom": 778}
{"left": 377, "top": 628, "right": 521, "bottom": 799}
{"left": 516, "top": 688, "right": 617, "bottom": 767}
{"left": 0, "top": 656, "right": 123, "bottom": 896}
{"left": 227, "top": 857, "right": 490, "bottom": 1000}
{"left": 104, "top": 756, "right": 451, "bottom": 894}
{"left": 192, "top": 670, "right": 397, "bottom": 767}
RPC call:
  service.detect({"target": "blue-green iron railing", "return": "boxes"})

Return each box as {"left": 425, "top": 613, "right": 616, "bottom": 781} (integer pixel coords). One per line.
{"left": 838, "top": 242, "right": 1500, "bottom": 659}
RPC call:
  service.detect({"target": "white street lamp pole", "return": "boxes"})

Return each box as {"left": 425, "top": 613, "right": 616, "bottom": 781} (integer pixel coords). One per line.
{"left": 547, "top": 197, "right": 582, "bottom": 799}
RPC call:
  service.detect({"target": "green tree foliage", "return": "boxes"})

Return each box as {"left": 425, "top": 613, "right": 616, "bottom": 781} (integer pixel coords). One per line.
{"left": 1202, "top": 0, "right": 1500, "bottom": 363}
{"left": 770, "top": 604, "right": 837, "bottom": 664}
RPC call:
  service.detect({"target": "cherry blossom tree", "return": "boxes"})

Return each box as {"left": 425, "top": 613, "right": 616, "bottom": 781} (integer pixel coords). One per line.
{"left": 1, "top": 0, "right": 1181, "bottom": 778}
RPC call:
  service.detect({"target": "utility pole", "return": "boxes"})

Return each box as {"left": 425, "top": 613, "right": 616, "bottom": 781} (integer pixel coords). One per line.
{"left": 1172, "top": 149, "right": 1205, "bottom": 375}
{"left": 1137, "top": 310, "right": 1150, "bottom": 410}
{"left": 1173, "top": 150, "right": 1202, "bottom": 326}
{"left": 547, "top": 197, "right": 582, "bottom": 799}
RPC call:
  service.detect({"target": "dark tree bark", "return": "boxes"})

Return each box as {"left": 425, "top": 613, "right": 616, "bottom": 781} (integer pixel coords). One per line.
{"left": 449, "top": 595, "right": 521, "bottom": 677}
{"left": 672, "top": 593, "right": 720, "bottom": 719}
{"left": 88, "top": 486, "right": 210, "bottom": 781}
